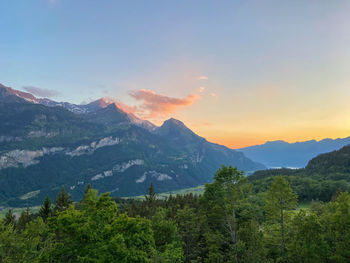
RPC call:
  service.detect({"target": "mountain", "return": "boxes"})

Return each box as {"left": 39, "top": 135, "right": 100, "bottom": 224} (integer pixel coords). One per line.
{"left": 0, "top": 83, "right": 38, "bottom": 103}
{"left": 248, "top": 145, "right": 350, "bottom": 202}
{"left": 0, "top": 83, "right": 156, "bottom": 130}
{"left": 0, "top": 83, "right": 264, "bottom": 207}
{"left": 238, "top": 138, "right": 350, "bottom": 168}
{"left": 305, "top": 145, "right": 350, "bottom": 174}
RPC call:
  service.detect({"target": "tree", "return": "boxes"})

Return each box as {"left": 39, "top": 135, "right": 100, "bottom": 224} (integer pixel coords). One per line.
{"left": 43, "top": 187, "right": 157, "bottom": 262}
{"left": 77, "top": 184, "right": 92, "bottom": 209}
{"left": 202, "top": 165, "right": 247, "bottom": 263}
{"left": 4, "top": 209, "right": 16, "bottom": 227}
{"left": 54, "top": 186, "right": 72, "bottom": 212}
{"left": 331, "top": 192, "right": 350, "bottom": 262}
{"left": 176, "top": 206, "right": 203, "bottom": 262}
{"left": 151, "top": 207, "right": 184, "bottom": 262}
{"left": 287, "top": 210, "right": 330, "bottom": 263}
{"left": 17, "top": 207, "right": 32, "bottom": 231}
{"left": 265, "top": 176, "right": 297, "bottom": 261}
{"left": 39, "top": 196, "right": 52, "bottom": 222}
{"left": 145, "top": 183, "right": 157, "bottom": 219}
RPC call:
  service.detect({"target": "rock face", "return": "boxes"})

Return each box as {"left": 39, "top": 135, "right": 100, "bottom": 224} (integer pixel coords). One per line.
{"left": 0, "top": 83, "right": 264, "bottom": 207}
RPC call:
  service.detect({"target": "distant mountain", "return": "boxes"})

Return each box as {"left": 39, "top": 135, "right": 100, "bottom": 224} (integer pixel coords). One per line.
{"left": 0, "top": 83, "right": 264, "bottom": 206}
{"left": 248, "top": 145, "right": 350, "bottom": 202}
{"left": 238, "top": 138, "right": 350, "bottom": 168}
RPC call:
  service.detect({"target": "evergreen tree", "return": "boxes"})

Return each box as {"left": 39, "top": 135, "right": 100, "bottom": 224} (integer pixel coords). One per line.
{"left": 17, "top": 207, "right": 32, "bottom": 231}
{"left": 76, "top": 184, "right": 92, "bottom": 210}
{"left": 265, "top": 176, "right": 298, "bottom": 261}
{"left": 145, "top": 183, "right": 157, "bottom": 219}
{"left": 39, "top": 196, "right": 52, "bottom": 222}
{"left": 176, "top": 205, "right": 204, "bottom": 263}
{"left": 151, "top": 207, "right": 184, "bottom": 262}
{"left": 4, "top": 209, "right": 16, "bottom": 227}
{"left": 54, "top": 186, "right": 72, "bottom": 212}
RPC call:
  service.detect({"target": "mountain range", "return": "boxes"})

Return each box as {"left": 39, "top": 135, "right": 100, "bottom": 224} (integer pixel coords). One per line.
{"left": 0, "top": 83, "right": 264, "bottom": 206}
{"left": 238, "top": 138, "right": 350, "bottom": 168}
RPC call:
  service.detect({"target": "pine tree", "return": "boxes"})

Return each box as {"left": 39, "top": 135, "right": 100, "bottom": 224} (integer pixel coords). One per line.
{"left": 4, "top": 209, "right": 16, "bottom": 227}
{"left": 39, "top": 196, "right": 52, "bottom": 222}
{"left": 54, "top": 187, "right": 72, "bottom": 212}
{"left": 145, "top": 183, "right": 157, "bottom": 219}
{"left": 17, "top": 207, "right": 32, "bottom": 231}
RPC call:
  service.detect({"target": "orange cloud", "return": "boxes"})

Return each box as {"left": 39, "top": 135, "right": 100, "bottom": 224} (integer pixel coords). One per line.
{"left": 101, "top": 97, "right": 138, "bottom": 114}
{"left": 129, "top": 89, "right": 200, "bottom": 118}
{"left": 199, "top": 86, "right": 205, "bottom": 93}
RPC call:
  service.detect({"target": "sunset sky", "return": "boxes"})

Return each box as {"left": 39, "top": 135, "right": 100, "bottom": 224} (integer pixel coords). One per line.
{"left": 1, "top": 1, "right": 350, "bottom": 148}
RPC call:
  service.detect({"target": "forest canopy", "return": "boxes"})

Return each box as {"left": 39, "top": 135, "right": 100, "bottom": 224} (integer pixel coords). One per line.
{"left": 0, "top": 165, "right": 349, "bottom": 263}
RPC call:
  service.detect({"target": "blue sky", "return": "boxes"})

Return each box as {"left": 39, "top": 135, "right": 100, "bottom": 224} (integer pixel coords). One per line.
{"left": 1, "top": 1, "right": 350, "bottom": 147}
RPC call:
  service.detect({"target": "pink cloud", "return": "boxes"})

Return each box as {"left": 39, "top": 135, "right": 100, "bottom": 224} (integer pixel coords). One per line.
{"left": 101, "top": 97, "right": 138, "bottom": 114}
{"left": 129, "top": 89, "right": 200, "bottom": 118}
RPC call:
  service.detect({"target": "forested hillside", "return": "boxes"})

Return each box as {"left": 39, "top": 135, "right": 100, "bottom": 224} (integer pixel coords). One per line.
{"left": 249, "top": 145, "right": 350, "bottom": 202}
{"left": 1, "top": 166, "right": 349, "bottom": 263}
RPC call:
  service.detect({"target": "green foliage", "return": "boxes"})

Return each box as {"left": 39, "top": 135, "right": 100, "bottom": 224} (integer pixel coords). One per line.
{"left": 16, "top": 207, "right": 33, "bottom": 231}
{"left": 1, "top": 166, "right": 350, "bottom": 263}
{"left": 331, "top": 192, "right": 350, "bottom": 262}
{"left": 43, "top": 189, "right": 156, "bottom": 262}
{"left": 39, "top": 196, "right": 52, "bottom": 222}
{"left": 54, "top": 187, "right": 72, "bottom": 212}
{"left": 250, "top": 145, "right": 350, "bottom": 203}
{"left": 265, "top": 176, "right": 298, "bottom": 261}
{"left": 286, "top": 210, "right": 330, "bottom": 262}
{"left": 265, "top": 176, "right": 298, "bottom": 220}
{"left": 3, "top": 209, "right": 16, "bottom": 227}
{"left": 151, "top": 208, "right": 184, "bottom": 262}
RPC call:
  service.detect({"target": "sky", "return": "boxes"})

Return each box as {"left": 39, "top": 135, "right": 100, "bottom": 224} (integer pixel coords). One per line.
{"left": 1, "top": 1, "right": 350, "bottom": 148}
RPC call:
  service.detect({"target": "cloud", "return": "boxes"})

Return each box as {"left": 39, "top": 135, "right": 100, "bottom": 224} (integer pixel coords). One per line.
{"left": 101, "top": 97, "right": 138, "bottom": 115}
{"left": 23, "top": 86, "right": 61, "bottom": 98}
{"left": 198, "top": 75, "right": 208, "bottom": 80}
{"left": 199, "top": 86, "right": 205, "bottom": 93}
{"left": 129, "top": 89, "right": 200, "bottom": 118}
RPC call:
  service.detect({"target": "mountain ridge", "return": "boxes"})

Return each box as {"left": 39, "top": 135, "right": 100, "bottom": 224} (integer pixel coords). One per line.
{"left": 0, "top": 83, "right": 264, "bottom": 206}
{"left": 238, "top": 137, "right": 350, "bottom": 168}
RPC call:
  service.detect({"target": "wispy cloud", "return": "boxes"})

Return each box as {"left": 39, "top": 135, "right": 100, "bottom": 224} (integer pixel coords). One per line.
{"left": 101, "top": 97, "right": 138, "bottom": 114}
{"left": 198, "top": 75, "right": 208, "bottom": 80}
{"left": 129, "top": 89, "right": 200, "bottom": 118}
{"left": 199, "top": 86, "right": 205, "bottom": 93}
{"left": 23, "top": 86, "right": 61, "bottom": 98}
